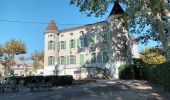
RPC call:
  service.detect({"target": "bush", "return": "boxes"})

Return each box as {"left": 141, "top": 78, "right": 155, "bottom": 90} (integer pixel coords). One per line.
{"left": 118, "top": 65, "right": 135, "bottom": 80}
{"left": 20, "top": 75, "right": 73, "bottom": 86}
{"left": 142, "top": 62, "right": 170, "bottom": 91}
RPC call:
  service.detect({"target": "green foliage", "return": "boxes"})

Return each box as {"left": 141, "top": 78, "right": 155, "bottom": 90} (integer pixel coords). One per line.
{"left": 18, "top": 75, "right": 73, "bottom": 86}
{"left": 141, "top": 48, "right": 167, "bottom": 64}
{"left": 142, "top": 62, "right": 170, "bottom": 91}
{"left": 118, "top": 64, "right": 135, "bottom": 80}
{"left": 3, "top": 39, "right": 26, "bottom": 58}
{"left": 30, "top": 50, "right": 44, "bottom": 69}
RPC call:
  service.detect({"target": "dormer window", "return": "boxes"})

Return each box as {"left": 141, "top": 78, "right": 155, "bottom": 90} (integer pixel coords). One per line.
{"left": 48, "top": 34, "right": 55, "bottom": 38}
{"left": 80, "top": 31, "right": 84, "bottom": 35}
{"left": 61, "top": 34, "right": 64, "bottom": 38}
{"left": 70, "top": 33, "right": 73, "bottom": 36}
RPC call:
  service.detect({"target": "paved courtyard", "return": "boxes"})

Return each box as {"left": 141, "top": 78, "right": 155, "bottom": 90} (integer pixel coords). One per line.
{"left": 0, "top": 80, "right": 170, "bottom": 100}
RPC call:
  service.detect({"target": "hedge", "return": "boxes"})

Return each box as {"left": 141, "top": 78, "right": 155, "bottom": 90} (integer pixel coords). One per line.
{"left": 118, "top": 64, "right": 135, "bottom": 80}
{"left": 118, "top": 61, "right": 170, "bottom": 91}
{"left": 142, "top": 62, "right": 170, "bottom": 91}
{"left": 7, "top": 75, "right": 73, "bottom": 86}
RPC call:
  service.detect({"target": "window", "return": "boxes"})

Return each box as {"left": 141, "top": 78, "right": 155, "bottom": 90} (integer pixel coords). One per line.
{"left": 48, "top": 41, "right": 55, "bottom": 50}
{"left": 48, "top": 56, "right": 55, "bottom": 65}
{"left": 103, "top": 51, "right": 109, "bottom": 63}
{"left": 49, "top": 34, "right": 55, "bottom": 38}
{"left": 80, "top": 38, "right": 84, "bottom": 48}
{"left": 102, "top": 33, "right": 108, "bottom": 44}
{"left": 60, "top": 56, "right": 64, "bottom": 65}
{"left": 61, "top": 34, "right": 64, "bottom": 38}
{"left": 70, "top": 55, "right": 76, "bottom": 64}
{"left": 89, "top": 35, "right": 95, "bottom": 45}
{"left": 70, "top": 33, "right": 73, "bottom": 36}
{"left": 80, "top": 31, "right": 83, "bottom": 34}
{"left": 91, "top": 52, "right": 96, "bottom": 63}
{"left": 60, "top": 41, "right": 66, "bottom": 50}
{"left": 97, "top": 52, "right": 102, "bottom": 63}
{"left": 70, "top": 39, "right": 75, "bottom": 48}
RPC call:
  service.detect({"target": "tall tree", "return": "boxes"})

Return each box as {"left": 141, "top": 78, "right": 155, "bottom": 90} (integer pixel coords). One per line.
{"left": 141, "top": 47, "right": 167, "bottom": 64}
{"left": 1, "top": 39, "right": 26, "bottom": 76}
{"left": 70, "top": 0, "right": 170, "bottom": 60}
{"left": 30, "top": 51, "right": 44, "bottom": 70}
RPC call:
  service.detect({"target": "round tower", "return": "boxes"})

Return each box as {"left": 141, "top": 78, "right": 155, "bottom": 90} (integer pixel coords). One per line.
{"left": 44, "top": 20, "right": 59, "bottom": 75}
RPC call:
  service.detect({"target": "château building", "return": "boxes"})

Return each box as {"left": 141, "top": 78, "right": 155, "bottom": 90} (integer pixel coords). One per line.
{"left": 43, "top": 2, "right": 138, "bottom": 79}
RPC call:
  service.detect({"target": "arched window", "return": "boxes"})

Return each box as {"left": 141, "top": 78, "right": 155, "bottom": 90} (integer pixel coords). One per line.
{"left": 48, "top": 41, "right": 55, "bottom": 50}
{"left": 48, "top": 56, "right": 55, "bottom": 65}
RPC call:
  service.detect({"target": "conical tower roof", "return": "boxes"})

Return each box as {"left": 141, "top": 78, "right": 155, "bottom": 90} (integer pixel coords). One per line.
{"left": 44, "top": 20, "right": 59, "bottom": 34}
{"left": 109, "top": 1, "right": 124, "bottom": 16}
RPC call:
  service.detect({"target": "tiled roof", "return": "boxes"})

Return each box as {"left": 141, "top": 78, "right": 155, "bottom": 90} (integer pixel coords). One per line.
{"left": 109, "top": 1, "right": 124, "bottom": 16}
{"left": 44, "top": 20, "right": 59, "bottom": 34}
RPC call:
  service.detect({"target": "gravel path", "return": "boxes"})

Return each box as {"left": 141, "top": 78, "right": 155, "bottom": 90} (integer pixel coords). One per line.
{"left": 0, "top": 80, "right": 170, "bottom": 100}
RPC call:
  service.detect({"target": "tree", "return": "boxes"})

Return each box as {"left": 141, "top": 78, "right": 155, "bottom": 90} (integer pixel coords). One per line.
{"left": 0, "top": 39, "right": 26, "bottom": 76}
{"left": 30, "top": 51, "right": 44, "bottom": 69}
{"left": 19, "top": 56, "right": 28, "bottom": 76}
{"left": 141, "top": 48, "right": 167, "bottom": 64}
{"left": 69, "top": 0, "right": 170, "bottom": 61}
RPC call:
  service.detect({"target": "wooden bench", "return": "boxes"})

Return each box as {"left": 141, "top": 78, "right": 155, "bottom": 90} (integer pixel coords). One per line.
{"left": 28, "top": 82, "right": 52, "bottom": 92}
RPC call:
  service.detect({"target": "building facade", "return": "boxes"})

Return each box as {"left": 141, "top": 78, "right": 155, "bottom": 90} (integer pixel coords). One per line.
{"left": 44, "top": 3, "right": 135, "bottom": 79}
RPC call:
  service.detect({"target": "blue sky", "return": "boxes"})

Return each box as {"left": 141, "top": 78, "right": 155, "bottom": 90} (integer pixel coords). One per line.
{"left": 0, "top": 0, "right": 157, "bottom": 62}
{"left": 0, "top": 0, "right": 112, "bottom": 61}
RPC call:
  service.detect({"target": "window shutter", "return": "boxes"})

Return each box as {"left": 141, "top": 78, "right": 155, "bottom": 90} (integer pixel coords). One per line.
{"left": 48, "top": 56, "right": 50, "bottom": 65}
{"left": 74, "top": 55, "right": 76, "bottom": 64}
{"left": 69, "top": 40, "right": 71, "bottom": 49}
{"left": 84, "top": 37, "right": 87, "bottom": 47}
{"left": 64, "top": 56, "right": 66, "bottom": 64}
{"left": 73, "top": 39, "right": 76, "bottom": 48}
{"left": 67, "top": 56, "right": 69, "bottom": 64}
{"left": 91, "top": 53, "right": 96, "bottom": 63}
{"left": 103, "top": 51, "right": 109, "bottom": 63}
{"left": 77, "top": 39, "right": 80, "bottom": 48}
{"left": 48, "top": 41, "right": 50, "bottom": 50}
{"left": 80, "top": 54, "right": 84, "bottom": 67}
{"left": 57, "top": 57, "right": 60, "bottom": 65}
{"left": 57, "top": 42, "right": 60, "bottom": 51}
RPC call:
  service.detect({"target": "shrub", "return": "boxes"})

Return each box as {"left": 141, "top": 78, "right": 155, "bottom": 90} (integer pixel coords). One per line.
{"left": 20, "top": 75, "right": 73, "bottom": 86}
{"left": 142, "top": 62, "right": 170, "bottom": 91}
{"left": 118, "top": 65, "right": 135, "bottom": 80}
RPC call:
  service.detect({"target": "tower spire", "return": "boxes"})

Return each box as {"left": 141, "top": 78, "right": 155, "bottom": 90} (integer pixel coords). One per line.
{"left": 44, "top": 20, "right": 59, "bottom": 34}
{"left": 109, "top": 1, "right": 124, "bottom": 16}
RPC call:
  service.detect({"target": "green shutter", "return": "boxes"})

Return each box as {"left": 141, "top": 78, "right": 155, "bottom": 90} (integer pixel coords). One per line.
{"left": 91, "top": 53, "right": 96, "bottom": 63}
{"left": 67, "top": 56, "right": 69, "bottom": 64}
{"left": 64, "top": 56, "right": 66, "bottom": 64}
{"left": 77, "top": 39, "right": 80, "bottom": 48}
{"left": 103, "top": 51, "right": 109, "bottom": 63}
{"left": 80, "top": 54, "right": 84, "bottom": 67}
{"left": 69, "top": 40, "right": 71, "bottom": 49}
{"left": 48, "top": 41, "right": 50, "bottom": 50}
{"left": 48, "top": 57, "right": 50, "bottom": 65}
{"left": 97, "top": 52, "right": 102, "bottom": 63}
{"left": 84, "top": 37, "right": 87, "bottom": 47}
{"left": 73, "top": 39, "right": 76, "bottom": 48}
{"left": 74, "top": 55, "right": 76, "bottom": 64}
{"left": 57, "top": 57, "right": 60, "bottom": 65}
{"left": 57, "top": 42, "right": 60, "bottom": 51}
